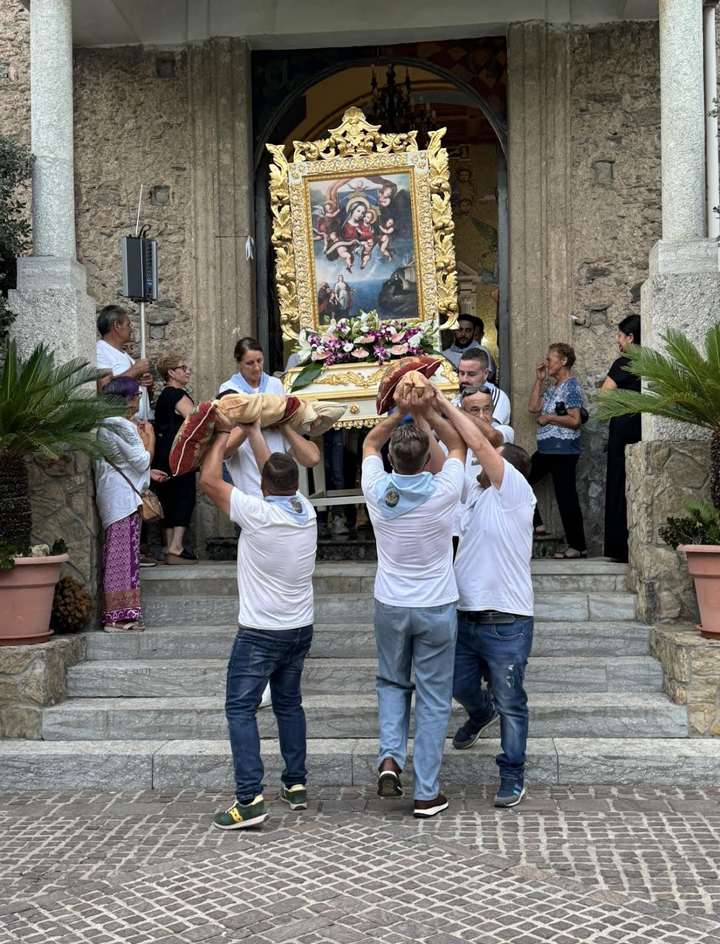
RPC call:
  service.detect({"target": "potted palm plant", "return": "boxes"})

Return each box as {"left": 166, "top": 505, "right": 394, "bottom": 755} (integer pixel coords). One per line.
{"left": 597, "top": 325, "right": 720, "bottom": 636}
{"left": 0, "top": 339, "right": 127, "bottom": 645}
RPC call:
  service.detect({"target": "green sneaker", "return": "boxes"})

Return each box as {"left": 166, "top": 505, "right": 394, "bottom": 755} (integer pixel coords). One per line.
{"left": 280, "top": 784, "right": 308, "bottom": 811}
{"left": 212, "top": 794, "right": 267, "bottom": 830}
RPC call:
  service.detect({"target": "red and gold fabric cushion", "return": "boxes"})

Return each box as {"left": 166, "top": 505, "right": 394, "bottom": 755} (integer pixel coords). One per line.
{"left": 376, "top": 355, "right": 443, "bottom": 414}
{"left": 169, "top": 401, "right": 217, "bottom": 476}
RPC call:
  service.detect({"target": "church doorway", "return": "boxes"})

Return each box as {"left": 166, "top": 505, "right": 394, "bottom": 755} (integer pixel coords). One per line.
{"left": 251, "top": 41, "right": 509, "bottom": 392}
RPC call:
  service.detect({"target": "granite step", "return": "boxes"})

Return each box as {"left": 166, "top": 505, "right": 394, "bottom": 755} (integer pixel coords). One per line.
{"left": 83, "top": 620, "right": 652, "bottom": 661}
{"left": 142, "top": 591, "right": 637, "bottom": 625}
{"left": 66, "top": 655, "right": 661, "bottom": 698}
{"left": 2, "top": 737, "right": 719, "bottom": 791}
{"left": 140, "top": 560, "right": 629, "bottom": 596}
{"left": 41, "top": 692, "right": 688, "bottom": 742}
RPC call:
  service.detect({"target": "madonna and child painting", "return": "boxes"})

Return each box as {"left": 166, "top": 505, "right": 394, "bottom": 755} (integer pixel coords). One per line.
{"left": 309, "top": 172, "right": 420, "bottom": 324}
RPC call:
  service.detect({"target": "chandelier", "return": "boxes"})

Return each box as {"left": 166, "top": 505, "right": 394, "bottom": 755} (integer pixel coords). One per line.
{"left": 368, "top": 63, "right": 436, "bottom": 147}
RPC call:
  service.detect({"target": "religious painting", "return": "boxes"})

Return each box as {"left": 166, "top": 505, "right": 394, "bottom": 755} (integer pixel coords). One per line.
{"left": 266, "top": 107, "right": 459, "bottom": 426}
{"left": 309, "top": 172, "right": 419, "bottom": 324}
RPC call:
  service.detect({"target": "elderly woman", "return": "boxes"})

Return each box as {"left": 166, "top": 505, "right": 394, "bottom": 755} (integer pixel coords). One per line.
{"left": 96, "top": 377, "right": 168, "bottom": 632}
{"left": 154, "top": 353, "right": 197, "bottom": 564}
{"left": 528, "top": 342, "right": 586, "bottom": 559}
{"left": 601, "top": 315, "right": 641, "bottom": 562}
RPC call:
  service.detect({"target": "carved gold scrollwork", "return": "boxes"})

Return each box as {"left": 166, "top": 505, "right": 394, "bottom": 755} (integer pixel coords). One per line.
{"left": 293, "top": 107, "right": 419, "bottom": 161}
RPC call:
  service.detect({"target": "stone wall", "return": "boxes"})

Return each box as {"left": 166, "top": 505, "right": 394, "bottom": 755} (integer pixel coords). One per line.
{"left": 29, "top": 451, "right": 101, "bottom": 595}
{"left": 0, "top": 1, "right": 30, "bottom": 149}
{"left": 567, "top": 22, "right": 661, "bottom": 553}
{"left": 73, "top": 46, "right": 194, "bottom": 377}
{"left": 651, "top": 624, "right": 720, "bottom": 737}
{"left": 626, "top": 441, "right": 711, "bottom": 624}
{"left": 0, "top": 635, "right": 86, "bottom": 738}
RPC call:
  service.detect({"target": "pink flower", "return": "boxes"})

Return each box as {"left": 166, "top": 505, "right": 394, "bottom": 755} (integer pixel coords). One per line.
{"left": 390, "top": 344, "right": 409, "bottom": 356}
{"left": 312, "top": 349, "right": 330, "bottom": 361}
{"left": 351, "top": 348, "right": 369, "bottom": 359}
{"left": 390, "top": 331, "right": 406, "bottom": 343}
{"left": 326, "top": 355, "right": 335, "bottom": 366}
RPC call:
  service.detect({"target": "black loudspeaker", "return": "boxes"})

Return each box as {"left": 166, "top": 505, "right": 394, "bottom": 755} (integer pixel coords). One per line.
{"left": 121, "top": 236, "right": 158, "bottom": 302}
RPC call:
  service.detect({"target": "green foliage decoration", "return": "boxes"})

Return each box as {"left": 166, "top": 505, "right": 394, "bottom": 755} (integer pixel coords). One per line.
{"left": 659, "top": 500, "right": 720, "bottom": 549}
{"left": 0, "top": 339, "right": 130, "bottom": 549}
{"left": 596, "top": 325, "right": 720, "bottom": 511}
{"left": 0, "top": 135, "right": 33, "bottom": 340}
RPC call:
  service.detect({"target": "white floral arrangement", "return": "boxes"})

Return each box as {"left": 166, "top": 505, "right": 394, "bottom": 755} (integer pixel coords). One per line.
{"left": 292, "top": 310, "right": 438, "bottom": 389}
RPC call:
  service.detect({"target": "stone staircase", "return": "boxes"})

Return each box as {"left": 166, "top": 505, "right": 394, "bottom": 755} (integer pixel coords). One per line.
{"left": 7, "top": 559, "right": 720, "bottom": 791}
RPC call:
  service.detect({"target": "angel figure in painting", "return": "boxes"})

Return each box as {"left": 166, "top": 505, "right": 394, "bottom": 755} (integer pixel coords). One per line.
{"left": 377, "top": 218, "right": 395, "bottom": 262}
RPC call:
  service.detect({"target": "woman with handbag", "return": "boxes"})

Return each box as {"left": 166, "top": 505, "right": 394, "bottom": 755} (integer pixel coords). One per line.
{"left": 528, "top": 342, "right": 587, "bottom": 559}
{"left": 95, "top": 377, "right": 168, "bottom": 632}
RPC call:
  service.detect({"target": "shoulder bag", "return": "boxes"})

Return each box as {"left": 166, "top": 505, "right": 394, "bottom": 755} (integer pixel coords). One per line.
{"left": 106, "top": 459, "right": 164, "bottom": 523}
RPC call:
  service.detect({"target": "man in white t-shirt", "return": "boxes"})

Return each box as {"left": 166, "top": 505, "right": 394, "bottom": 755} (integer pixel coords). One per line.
{"left": 200, "top": 415, "right": 318, "bottom": 830}
{"left": 452, "top": 348, "right": 510, "bottom": 426}
{"left": 431, "top": 389, "right": 535, "bottom": 810}
{"left": 450, "top": 384, "right": 514, "bottom": 543}
{"left": 95, "top": 305, "right": 154, "bottom": 415}
{"left": 361, "top": 392, "right": 465, "bottom": 819}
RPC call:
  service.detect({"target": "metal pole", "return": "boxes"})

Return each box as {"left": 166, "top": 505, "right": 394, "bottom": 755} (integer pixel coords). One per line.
{"left": 704, "top": 2, "right": 720, "bottom": 239}
{"left": 138, "top": 299, "right": 149, "bottom": 421}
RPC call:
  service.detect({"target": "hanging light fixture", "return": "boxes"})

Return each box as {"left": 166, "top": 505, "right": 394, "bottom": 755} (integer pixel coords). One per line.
{"left": 368, "top": 63, "right": 436, "bottom": 147}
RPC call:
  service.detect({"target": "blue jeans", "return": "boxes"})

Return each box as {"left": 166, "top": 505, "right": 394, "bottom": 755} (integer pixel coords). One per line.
{"left": 453, "top": 614, "right": 534, "bottom": 781}
{"left": 374, "top": 600, "right": 458, "bottom": 800}
{"left": 225, "top": 625, "right": 313, "bottom": 800}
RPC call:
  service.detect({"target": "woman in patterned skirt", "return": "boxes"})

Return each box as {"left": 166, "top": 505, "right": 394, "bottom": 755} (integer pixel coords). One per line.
{"left": 95, "top": 377, "right": 168, "bottom": 632}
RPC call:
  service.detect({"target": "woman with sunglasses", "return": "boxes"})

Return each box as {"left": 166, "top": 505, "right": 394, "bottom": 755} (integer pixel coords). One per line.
{"left": 154, "top": 353, "right": 197, "bottom": 564}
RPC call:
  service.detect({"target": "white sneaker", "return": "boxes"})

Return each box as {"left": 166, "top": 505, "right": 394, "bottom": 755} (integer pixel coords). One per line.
{"left": 331, "top": 518, "right": 349, "bottom": 535}
{"left": 259, "top": 683, "right": 272, "bottom": 709}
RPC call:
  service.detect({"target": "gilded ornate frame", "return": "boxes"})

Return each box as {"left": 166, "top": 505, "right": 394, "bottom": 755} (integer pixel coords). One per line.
{"left": 267, "top": 107, "right": 459, "bottom": 342}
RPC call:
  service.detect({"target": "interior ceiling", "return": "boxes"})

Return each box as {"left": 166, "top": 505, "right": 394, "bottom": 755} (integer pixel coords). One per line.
{"left": 68, "top": 0, "right": 659, "bottom": 47}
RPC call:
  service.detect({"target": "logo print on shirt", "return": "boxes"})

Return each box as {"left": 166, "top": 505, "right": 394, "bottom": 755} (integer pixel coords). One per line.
{"left": 385, "top": 490, "right": 400, "bottom": 508}
{"left": 290, "top": 498, "right": 303, "bottom": 513}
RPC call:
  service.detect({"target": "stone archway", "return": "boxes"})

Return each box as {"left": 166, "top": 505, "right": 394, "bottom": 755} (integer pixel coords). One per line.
{"left": 252, "top": 50, "right": 509, "bottom": 390}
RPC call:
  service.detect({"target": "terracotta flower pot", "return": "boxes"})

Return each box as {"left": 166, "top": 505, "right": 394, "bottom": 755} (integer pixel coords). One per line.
{"left": 0, "top": 554, "right": 68, "bottom": 646}
{"left": 680, "top": 545, "right": 720, "bottom": 639}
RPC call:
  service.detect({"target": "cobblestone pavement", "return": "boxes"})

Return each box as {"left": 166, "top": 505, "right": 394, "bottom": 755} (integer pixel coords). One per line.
{"left": 2, "top": 785, "right": 720, "bottom": 943}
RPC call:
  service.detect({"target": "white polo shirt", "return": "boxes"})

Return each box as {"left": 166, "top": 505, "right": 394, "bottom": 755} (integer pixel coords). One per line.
{"left": 229, "top": 488, "right": 317, "bottom": 630}
{"left": 455, "top": 459, "right": 536, "bottom": 617}
{"left": 362, "top": 455, "right": 464, "bottom": 607}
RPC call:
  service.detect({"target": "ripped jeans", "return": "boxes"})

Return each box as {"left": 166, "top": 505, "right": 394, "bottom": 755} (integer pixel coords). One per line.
{"left": 453, "top": 614, "right": 534, "bottom": 781}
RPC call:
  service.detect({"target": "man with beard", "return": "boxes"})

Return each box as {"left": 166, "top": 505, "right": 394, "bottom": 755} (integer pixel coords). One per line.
{"left": 453, "top": 348, "right": 511, "bottom": 426}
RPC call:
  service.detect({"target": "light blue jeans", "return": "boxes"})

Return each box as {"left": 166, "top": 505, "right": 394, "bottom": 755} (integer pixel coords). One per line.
{"left": 374, "top": 600, "right": 458, "bottom": 800}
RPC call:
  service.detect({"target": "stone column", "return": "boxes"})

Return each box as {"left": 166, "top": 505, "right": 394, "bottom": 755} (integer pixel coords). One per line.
{"left": 629, "top": 0, "right": 720, "bottom": 622}
{"left": 507, "top": 23, "right": 572, "bottom": 455}
{"left": 642, "top": 0, "right": 720, "bottom": 442}
{"left": 8, "top": 0, "right": 100, "bottom": 597}
{"left": 659, "top": 0, "right": 706, "bottom": 241}
{"left": 8, "top": 0, "right": 96, "bottom": 365}
{"left": 187, "top": 38, "right": 256, "bottom": 551}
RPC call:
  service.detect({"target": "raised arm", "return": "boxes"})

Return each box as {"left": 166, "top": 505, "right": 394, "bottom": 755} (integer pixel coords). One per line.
{"left": 242, "top": 418, "right": 272, "bottom": 473}
{"left": 284, "top": 425, "right": 320, "bottom": 468}
{"left": 363, "top": 408, "right": 407, "bottom": 459}
{"left": 199, "top": 412, "right": 236, "bottom": 516}
{"left": 432, "top": 390, "right": 505, "bottom": 489}
{"left": 529, "top": 361, "right": 546, "bottom": 414}
{"left": 408, "top": 389, "right": 465, "bottom": 464}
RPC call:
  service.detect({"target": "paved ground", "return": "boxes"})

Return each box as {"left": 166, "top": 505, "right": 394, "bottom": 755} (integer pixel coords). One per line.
{"left": 2, "top": 785, "right": 720, "bottom": 943}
